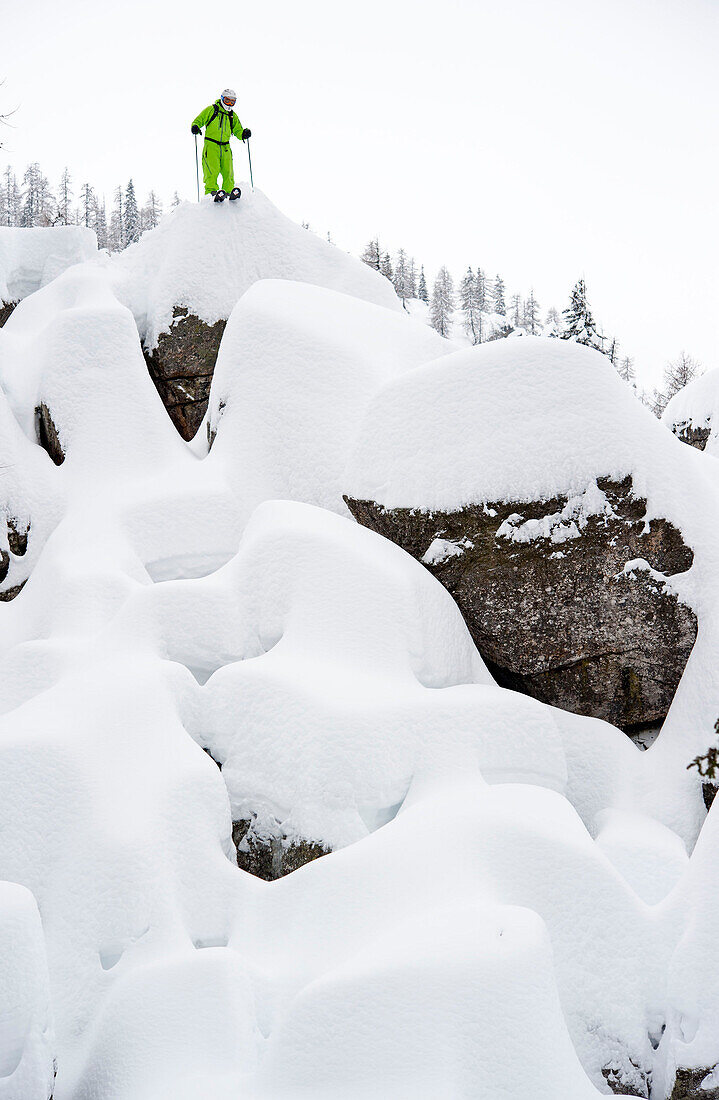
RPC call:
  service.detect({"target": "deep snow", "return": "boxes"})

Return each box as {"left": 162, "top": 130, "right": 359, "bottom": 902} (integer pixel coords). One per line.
{"left": 0, "top": 198, "right": 717, "bottom": 1099}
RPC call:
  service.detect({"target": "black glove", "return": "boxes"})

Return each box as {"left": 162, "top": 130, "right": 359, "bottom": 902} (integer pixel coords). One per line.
{"left": 191, "top": 124, "right": 201, "bottom": 135}
{"left": 242, "top": 128, "right": 252, "bottom": 140}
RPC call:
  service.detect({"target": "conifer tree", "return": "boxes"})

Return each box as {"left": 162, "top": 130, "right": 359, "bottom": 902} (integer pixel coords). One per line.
{"left": 418, "top": 265, "right": 429, "bottom": 304}
{"left": 21, "top": 163, "right": 53, "bottom": 227}
{"left": 511, "top": 293, "right": 522, "bottom": 328}
{"left": 57, "top": 168, "right": 73, "bottom": 225}
{"left": 361, "top": 237, "right": 381, "bottom": 271}
{"left": 393, "top": 248, "right": 415, "bottom": 307}
{"left": 459, "top": 266, "right": 480, "bottom": 344}
{"left": 141, "top": 190, "right": 163, "bottom": 232}
{"left": 380, "top": 251, "right": 393, "bottom": 282}
{"left": 617, "top": 356, "right": 635, "bottom": 385}
{"left": 493, "top": 275, "right": 506, "bottom": 316}
{"left": 171, "top": 191, "right": 181, "bottom": 208}
{"left": 109, "top": 185, "right": 124, "bottom": 251}
{"left": 79, "top": 182, "right": 95, "bottom": 228}
{"left": 475, "top": 268, "right": 486, "bottom": 313}
{"left": 523, "top": 288, "right": 540, "bottom": 335}
{"left": 124, "top": 180, "right": 140, "bottom": 246}
{"left": 406, "top": 256, "right": 418, "bottom": 300}
{"left": 430, "top": 266, "right": 455, "bottom": 338}
{"left": 561, "top": 279, "right": 603, "bottom": 350}
{"left": 93, "top": 198, "right": 108, "bottom": 250}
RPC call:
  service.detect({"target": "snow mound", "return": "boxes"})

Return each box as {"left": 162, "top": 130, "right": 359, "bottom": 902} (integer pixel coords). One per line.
{"left": 206, "top": 279, "right": 449, "bottom": 519}
{"left": 254, "top": 903, "right": 613, "bottom": 1100}
{"left": 0, "top": 226, "right": 97, "bottom": 305}
{"left": 0, "top": 881, "right": 55, "bottom": 1100}
{"left": 108, "top": 192, "right": 400, "bottom": 349}
{"left": 345, "top": 336, "right": 709, "bottom": 518}
{"left": 663, "top": 366, "right": 719, "bottom": 455}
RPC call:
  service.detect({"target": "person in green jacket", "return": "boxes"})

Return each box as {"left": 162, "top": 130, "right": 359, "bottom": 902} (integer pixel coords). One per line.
{"left": 191, "top": 89, "right": 251, "bottom": 201}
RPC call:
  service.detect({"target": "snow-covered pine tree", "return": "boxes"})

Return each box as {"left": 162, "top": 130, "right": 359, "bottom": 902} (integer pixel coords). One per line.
{"left": 430, "top": 266, "right": 455, "bottom": 338}
{"left": 406, "top": 256, "right": 418, "bottom": 300}
{"left": 380, "top": 251, "right": 393, "bottom": 282}
{"left": 493, "top": 275, "right": 506, "bottom": 316}
{"left": 393, "top": 248, "right": 411, "bottom": 308}
{"left": 79, "top": 182, "right": 95, "bottom": 229}
{"left": 418, "top": 265, "right": 429, "bottom": 303}
{"left": 617, "top": 356, "right": 635, "bottom": 385}
{"left": 511, "top": 293, "right": 522, "bottom": 328}
{"left": 561, "top": 279, "right": 603, "bottom": 350}
{"left": 546, "top": 306, "right": 560, "bottom": 326}
{"left": 459, "top": 266, "right": 480, "bottom": 344}
{"left": 124, "top": 180, "right": 140, "bottom": 246}
{"left": 361, "top": 237, "right": 381, "bottom": 271}
{"left": 109, "top": 185, "right": 124, "bottom": 251}
{"left": 475, "top": 268, "right": 486, "bottom": 313}
{"left": 523, "top": 288, "right": 540, "bottom": 335}
{"left": 141, "top": 190, "right": 163, "bottom": 232}
{"left": 21, "top": 163, "right": 53, "bottom": 227}
{"left": 171, "top": 192, "right": 181, "bottom": 208}
{"left": 57, "top": 168, "right": 73, "bottom": 225}
{"left": 93, "top": 198, "right": 108, "bottom": 250}
{"left": 2, "top": 165, "right": 18, "bottom": 225}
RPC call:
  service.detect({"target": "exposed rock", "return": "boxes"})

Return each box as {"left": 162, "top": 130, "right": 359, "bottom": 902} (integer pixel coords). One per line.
{"left": 7, "top": 517, "right": 29, "bottom": 557}
{"left": 0, "top": 301, "right": 17, "bottom": 328}
{"left": 232, "top": 817, "right": 329, "bottom": 881}
{"left": 602, "top": 1058, "right": 649, "bottom": 1097}
{"left": 143, "top": 307, "right": 226, "bottom": 441}
{"left": 346, "top": 476, "right": 697, "bottom": 734}
{"left": 35, "top": 404, "right": 65, "bottom": 466}
{"left": 671, "top": 421, "right": 710, "bottom": 451}
{"left": 670, "top": 1067, "right": 719, "bottom": 1099}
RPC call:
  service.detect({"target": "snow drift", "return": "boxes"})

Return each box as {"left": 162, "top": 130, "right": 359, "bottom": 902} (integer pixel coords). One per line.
{"left": 0, "top": 197, "right": 718, "bottom": 1099}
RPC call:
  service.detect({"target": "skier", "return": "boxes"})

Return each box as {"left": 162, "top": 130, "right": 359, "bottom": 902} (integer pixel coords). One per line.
{"left": 191, "top": 90, "right": 251, "bottom": 203}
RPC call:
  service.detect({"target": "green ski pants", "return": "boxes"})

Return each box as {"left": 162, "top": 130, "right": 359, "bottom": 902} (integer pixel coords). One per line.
{"left": 202, "top": 140, "right": 235, "bottom": 194}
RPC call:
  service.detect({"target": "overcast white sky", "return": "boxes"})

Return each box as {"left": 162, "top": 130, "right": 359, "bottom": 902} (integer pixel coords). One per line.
{"left": 2, "top": 0, "right": 717, "bottom": 385}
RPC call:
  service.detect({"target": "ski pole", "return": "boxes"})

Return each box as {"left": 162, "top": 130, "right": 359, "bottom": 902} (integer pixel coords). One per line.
{"left": 247, "top": 138, "right": 254, "bottom": 190}
{"left": 194, "top": 134, "right": 200, "bottom": 202}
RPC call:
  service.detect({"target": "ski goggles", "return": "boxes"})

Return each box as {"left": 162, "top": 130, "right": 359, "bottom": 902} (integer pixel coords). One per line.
{"left": 221, "top": 96, "right": 237, "bottom": 108}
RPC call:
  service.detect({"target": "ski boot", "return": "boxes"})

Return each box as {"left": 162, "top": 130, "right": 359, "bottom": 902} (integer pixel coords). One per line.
{"left": 213, "top": 189, "right": 227, "bottom": 203}
{"left": 229, "top": 187, "right": 242, "bottom": 201}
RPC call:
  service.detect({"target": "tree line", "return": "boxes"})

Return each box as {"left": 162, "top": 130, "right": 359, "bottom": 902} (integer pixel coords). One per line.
{"left": 360, "top": 238, "right": 703, "bottom": 415}
{"left": 0, "top": 163, "right": 179, "bottom": 252}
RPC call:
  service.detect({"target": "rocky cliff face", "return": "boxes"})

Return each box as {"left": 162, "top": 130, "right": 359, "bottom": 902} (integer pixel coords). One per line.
{"left": 143, "top": 308, "right": 226, "bottom": 441}
{"left": 346, "top": 476, "right": 697, "bottom": 735}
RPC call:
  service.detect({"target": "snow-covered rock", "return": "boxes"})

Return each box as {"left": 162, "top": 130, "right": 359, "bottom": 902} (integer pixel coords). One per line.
{"left": 0, "top": 226, "right": 97, "bottom": 313}
{"left": 205, "top": 279, "right": 449, "bottom": 519}
{"left": 345, "top": 337, "right": 710, "bottom": 736}
{"left": 663, "top": 367, "right": 719, "bottom": 456}
{"left": 107, "top": 193, "right": 401, "bottom": 439}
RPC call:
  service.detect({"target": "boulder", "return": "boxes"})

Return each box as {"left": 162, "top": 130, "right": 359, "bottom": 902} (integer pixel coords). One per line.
{"left": 345, "top": 338, "right": 706, "bottom": 736}
{"left": 143, "top": 307, "right": 226, "bottom": 441}
{"left": 346, "top": 476, "right": 697, "bottom": 734}
{"left": 232, "top": 817, "right": 329, "bottom": 881}
{"left": 663, "top": 368, "right": 719, "bottom": 454}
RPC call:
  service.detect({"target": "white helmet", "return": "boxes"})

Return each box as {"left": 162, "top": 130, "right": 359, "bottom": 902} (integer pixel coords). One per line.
{"left": 220, "top": 88, "right": 237, "bottom": 110}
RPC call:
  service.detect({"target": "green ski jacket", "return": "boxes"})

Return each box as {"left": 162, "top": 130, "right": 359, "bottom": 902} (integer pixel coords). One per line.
{"left": 192, "top": 100, "right": 245, "bottom": 144}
